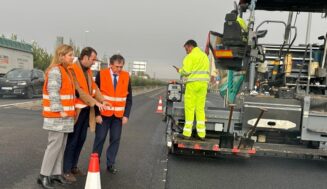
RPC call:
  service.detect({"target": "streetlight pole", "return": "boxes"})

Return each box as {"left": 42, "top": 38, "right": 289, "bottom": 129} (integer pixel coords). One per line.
{"left": 85, "top": 30, "right": 90, "bottom": 47}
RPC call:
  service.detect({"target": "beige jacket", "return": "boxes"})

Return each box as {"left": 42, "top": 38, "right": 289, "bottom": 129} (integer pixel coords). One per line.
{"left": 70, "top": 61, "right": 104, "bottom": 132}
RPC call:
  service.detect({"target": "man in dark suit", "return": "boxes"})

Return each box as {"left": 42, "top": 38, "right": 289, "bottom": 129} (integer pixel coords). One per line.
{"left": 93, "top": 54, "right": 132, "bottom": 174}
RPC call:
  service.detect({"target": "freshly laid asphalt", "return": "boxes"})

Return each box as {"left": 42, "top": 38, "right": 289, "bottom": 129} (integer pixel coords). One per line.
{"left": 1, "top": 89, "right": 327, "bottom": 189}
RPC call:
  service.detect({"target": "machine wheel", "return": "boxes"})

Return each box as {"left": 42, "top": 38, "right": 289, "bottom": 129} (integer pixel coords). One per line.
{"left": 25, "top": 87, "right": 34, "bottom": 99}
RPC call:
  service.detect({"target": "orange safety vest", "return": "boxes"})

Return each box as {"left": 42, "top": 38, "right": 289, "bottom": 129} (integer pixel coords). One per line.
{"left": 71, "top": 62, "right": 97, "bottom": 109}
{"left": 100, "top": 68, "right": 129, "bottom": 118}
{"left": 42, "top": 65, "right": 76, "bottom": 118}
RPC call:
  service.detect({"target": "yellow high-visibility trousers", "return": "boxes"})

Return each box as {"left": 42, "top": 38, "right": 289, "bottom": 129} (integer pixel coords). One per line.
{"left": 183, "top": 81, "right": 208, "bottom": 138}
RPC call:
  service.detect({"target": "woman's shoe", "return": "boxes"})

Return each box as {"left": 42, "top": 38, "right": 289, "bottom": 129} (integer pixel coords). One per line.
{"left": 37, "top": 175, "right": 55, "bottom": 189}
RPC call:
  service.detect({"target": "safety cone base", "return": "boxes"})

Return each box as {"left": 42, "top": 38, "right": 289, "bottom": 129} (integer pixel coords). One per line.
{"left": 85, "top": 153, "right": 101, "bottom": 189}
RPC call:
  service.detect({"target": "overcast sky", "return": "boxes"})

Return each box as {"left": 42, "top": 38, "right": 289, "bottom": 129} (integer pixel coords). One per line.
{"left": 1, "top": 0, "right": 326, "bottom": 79}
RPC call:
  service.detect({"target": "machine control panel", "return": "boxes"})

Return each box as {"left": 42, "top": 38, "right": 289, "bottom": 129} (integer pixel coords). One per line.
{"left": 167, "top": 83, "right": 182, "bottom": 102}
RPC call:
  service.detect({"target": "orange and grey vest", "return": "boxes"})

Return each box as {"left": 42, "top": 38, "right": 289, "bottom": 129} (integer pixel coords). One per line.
{"left": 100, "top": 68, "right": 129, "bottom": 118}
{"left": 42, "top": 65, "right": 76, "bottom": 118}
{"left": 71, "top": 62, "right": 97, "bottom": 109}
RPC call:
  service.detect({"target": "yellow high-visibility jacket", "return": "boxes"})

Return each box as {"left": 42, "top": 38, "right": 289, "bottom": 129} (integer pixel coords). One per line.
{"left": 179, "top": 47, "right": 210, "bottom": 83}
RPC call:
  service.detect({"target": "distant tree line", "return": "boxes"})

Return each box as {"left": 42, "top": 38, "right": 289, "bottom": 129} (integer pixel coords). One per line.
{"left": 32, "top": 41, "right": 52, "bottom": 71}
{"left": 130, "top": 75, "right": 166, "bottom": 86}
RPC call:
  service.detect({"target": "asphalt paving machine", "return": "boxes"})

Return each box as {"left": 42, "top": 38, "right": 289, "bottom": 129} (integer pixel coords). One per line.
{"left": 164, "top": 0, "right": 327, "bottom": 159}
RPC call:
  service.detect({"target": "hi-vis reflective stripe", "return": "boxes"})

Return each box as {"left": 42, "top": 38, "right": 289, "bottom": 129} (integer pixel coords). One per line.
{"left": 106, "top": 107, "right": 125, "bottom": 111}
{"left": 43, "top": 106, "right": 75, "bottom": 111}
{"left": 75, "top": 104, "right": 87, "bottom": 108}
{"left": 191, "top": 71, "right": 209, "bottom": 74}
{"left": 196, "top": 128, "right": 206, "bottom": 133}
{"left": 92, "top": 89, "right": 96, "bottom": 94}
{"left": 43, "top": 94, "right": 74, "bottom": 100}
{"left": 183, "top": 128, "right": 192, "bottom": 132}
{"left": 103, "top": 95, "right": 127, "bottom": 102}
{"left": 187, "top": 78, "right": 210, "bottom": 82}
{"left": 197, "top": 121, "right": 205, "bottom": 125}
{"left": 185, "top": 121, "right": 193, "bottom": 125}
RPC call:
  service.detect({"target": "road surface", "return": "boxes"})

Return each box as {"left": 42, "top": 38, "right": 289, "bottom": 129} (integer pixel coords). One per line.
{"left": 1, "top": 89, "right": 327, "bottom": 189}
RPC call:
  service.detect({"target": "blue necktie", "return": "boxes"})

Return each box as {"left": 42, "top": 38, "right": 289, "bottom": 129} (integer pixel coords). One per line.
{"left": 113, "top": 74, "right": 117, "bottom": 90}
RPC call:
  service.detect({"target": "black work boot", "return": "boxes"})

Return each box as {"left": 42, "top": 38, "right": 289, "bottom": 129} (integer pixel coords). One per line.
{"left": 107, "top": 165, "right": 118, "bottom": 174}
{"left": 37, "top": 174, "right": 55, "bottom": 189}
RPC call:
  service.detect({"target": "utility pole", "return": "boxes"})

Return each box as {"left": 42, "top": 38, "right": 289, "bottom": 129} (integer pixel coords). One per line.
{"left": 84, "top": 30, "right": 89, "bottom": 47}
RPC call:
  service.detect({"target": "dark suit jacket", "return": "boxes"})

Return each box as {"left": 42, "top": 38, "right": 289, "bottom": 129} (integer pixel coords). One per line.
{"left": 94, "top": 71, "right": 133, "bottom": 118}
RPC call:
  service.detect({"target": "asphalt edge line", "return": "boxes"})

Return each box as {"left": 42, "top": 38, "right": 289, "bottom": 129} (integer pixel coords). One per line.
{"left": 0, "top": 100, "right": 40, "bottom": 108}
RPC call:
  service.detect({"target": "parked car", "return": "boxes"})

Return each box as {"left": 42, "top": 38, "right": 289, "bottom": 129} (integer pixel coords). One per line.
{"left": 0, "top": 68, "right": 44, "bottom": 99}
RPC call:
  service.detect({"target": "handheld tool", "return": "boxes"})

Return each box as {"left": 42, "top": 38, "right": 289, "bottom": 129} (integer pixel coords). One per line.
{"left": 219, "top": 104, "right": 236, "bottom": 148}
{"left": 238, "top": 108, "right": 267, "bottom": 149}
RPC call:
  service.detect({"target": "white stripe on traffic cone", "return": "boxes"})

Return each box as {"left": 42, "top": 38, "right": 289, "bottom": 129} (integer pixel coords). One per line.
{"left": 156, "top": 96, "right": 163, "bottom": 113}
{"left": 85, "top": 153, "right": 101, "bottom": 189}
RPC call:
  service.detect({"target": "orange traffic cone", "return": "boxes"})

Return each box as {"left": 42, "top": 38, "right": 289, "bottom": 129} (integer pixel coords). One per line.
{"left": 156, "top": 96, "right": 163, "bottom": 113}
{"left": 85, "top": 153, "right": 101, "bottom": 189}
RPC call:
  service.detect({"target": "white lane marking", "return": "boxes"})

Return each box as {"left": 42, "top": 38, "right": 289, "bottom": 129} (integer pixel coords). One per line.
{"left": 0, "top": 100, "right": 40, "bottom": 108}
{"left": 149, "top": 89, "right": 165, "bottom": 98}
{"left": 133, "top": 87, "right": 164, "bottom": 97}
{"left": 0, "top": 87, "right": 164, "bottom": 108}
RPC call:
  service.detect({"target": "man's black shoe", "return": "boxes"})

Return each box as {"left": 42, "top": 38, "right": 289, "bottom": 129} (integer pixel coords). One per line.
{"left": 37, "top": 175, "right": 55, "bottom": 189}
{"left": 107, "top": 165, "right": 118, "bottom": 174}
{"left": 51, "top": 175, "right": 71, "bottom": 185}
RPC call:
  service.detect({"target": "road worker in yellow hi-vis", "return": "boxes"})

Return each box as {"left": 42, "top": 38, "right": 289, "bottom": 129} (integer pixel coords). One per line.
{"left": 174, "top": 40, "right": 210, "bottom": 140}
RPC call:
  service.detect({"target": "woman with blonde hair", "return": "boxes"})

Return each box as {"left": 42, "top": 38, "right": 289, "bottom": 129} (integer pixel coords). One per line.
{"left": 38, "top": 44, "right": 76, "bottom": 189}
